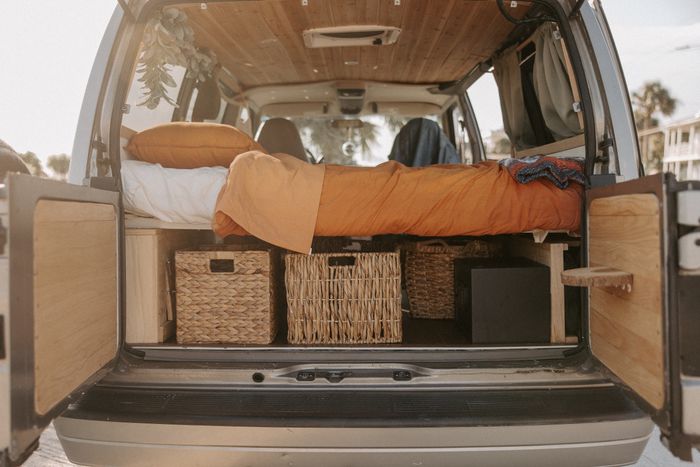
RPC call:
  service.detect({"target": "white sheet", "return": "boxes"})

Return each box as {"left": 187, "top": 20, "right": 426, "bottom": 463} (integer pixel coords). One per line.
{"left": 121, "top": 160, "right": 227, "bottom": 224}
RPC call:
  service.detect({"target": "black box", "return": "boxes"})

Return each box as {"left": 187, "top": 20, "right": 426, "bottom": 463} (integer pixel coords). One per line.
{"left": 454, "top": 257, "right": 550, "bottom": 344}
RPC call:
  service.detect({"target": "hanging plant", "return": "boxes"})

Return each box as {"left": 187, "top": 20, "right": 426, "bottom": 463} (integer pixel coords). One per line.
{"left": 136, "top": 7, "right": 217, "bottom": 109}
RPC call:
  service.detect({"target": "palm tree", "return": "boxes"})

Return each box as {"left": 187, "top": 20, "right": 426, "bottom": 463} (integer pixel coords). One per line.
{"left": 18, "top": 151, "right": 46, "bottom": 177}
{"left": 631, "top": 81, "right": 678, "bottom": 173}
{"left": 631, "top": 81, "right": 677, "bottom": 130}
{"left": 47, "top": 154, "right": 71, "bottom": 181}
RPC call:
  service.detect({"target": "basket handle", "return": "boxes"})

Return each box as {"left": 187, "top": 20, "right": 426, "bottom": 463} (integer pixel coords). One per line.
{"left": 416, "top": 239, "right": 450, "bottom": 249}
{"left": 209, "top": 258, "right": 235, "bottom": 273}
{"left": 328, "top": 256, "right": 356, "bottom": 267}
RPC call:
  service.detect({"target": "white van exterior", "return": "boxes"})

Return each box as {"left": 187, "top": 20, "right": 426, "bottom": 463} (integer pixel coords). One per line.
{"left": 1, "top": 1, "right": 699, "bottom": 465}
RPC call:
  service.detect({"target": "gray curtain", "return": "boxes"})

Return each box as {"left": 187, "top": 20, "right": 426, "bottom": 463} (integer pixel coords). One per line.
{"left": 532, "top": 23, "right": 583, "bottom": 139}
{"left": 492, "top": 45, "right": 536, "bottom": 151}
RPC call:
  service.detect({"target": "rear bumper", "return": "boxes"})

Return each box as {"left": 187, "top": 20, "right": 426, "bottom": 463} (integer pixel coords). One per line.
{"left": 55, "top": 386, "right": 653, "bottom": 466}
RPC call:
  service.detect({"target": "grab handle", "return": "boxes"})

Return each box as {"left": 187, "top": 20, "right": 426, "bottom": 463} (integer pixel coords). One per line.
{"left": 328, "top": 256, "right": 356, "bottom": 267}
{"left": 209, "top": 258, "right": 235, "bottom": 273}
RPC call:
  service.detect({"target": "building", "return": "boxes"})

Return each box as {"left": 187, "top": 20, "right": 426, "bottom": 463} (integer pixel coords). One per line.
{"left": 661, "top": 115, "right": 700, "bottom": 180}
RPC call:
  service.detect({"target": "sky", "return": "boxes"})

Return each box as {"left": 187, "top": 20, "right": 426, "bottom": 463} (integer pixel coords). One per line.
{"left": 0, "top": 0, "right": 699, "bottom": 162}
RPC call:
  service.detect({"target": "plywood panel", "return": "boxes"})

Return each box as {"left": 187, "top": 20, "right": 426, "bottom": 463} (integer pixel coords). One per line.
{"left": 33, "top": 201, "right": 117, "bottom": 415}
{"left": 589, "top": 193, "right": 664, "bottom": 409}
{"left": 181, "top": 0, "right": 529, "bottom": 88}
{"left": 125, "top": 229, "right": 212, "bottom": 344}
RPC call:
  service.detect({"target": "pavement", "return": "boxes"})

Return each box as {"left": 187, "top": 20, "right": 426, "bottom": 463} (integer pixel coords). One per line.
{"left": 23, "top": 423, "right": 697, "bottom": 466}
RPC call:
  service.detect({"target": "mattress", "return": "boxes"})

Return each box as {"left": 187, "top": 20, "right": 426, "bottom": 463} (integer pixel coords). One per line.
{"left": 214, "top": 152, "right": 582, "bottom": 253}
{"left": 121, "top": 160, "right": 227, "bottom": 225}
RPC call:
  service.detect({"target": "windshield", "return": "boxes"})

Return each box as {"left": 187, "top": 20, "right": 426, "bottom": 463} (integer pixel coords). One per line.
{"left": 282, "top": 115, "right": 441, "bottom": 166}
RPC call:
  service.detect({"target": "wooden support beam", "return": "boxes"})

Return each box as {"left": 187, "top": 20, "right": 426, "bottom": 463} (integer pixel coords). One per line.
{"left": 508, "top": 237, "right": 568, "bottom": 344}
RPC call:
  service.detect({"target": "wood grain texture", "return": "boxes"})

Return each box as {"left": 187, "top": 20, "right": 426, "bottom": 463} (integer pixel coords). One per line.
{"left": 33, "top": 201, "right": 117, "bottom": 415}
{"left": 588, "top": 193, "right": 665, "bottom": 410}
{"left": 514, "top": 134, "right": 585, "bottom": 158}
{"left": 561, "top": 266, "right": 633, "bottom": 288}
{"left": 125, "top": 229, "right": 212, "bottom": 344}
{"left": 508, "top": 238, "right": 568, "bottom": 343}
{"left": 181, "top": 0, "right": 529, "bottom": 88}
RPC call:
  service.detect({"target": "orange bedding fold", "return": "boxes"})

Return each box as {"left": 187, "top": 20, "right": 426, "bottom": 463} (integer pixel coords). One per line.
{"left": 214, "top": 152, "right": 582, "bottom": 253}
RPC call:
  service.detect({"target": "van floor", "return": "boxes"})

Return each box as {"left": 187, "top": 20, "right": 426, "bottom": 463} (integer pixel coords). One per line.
{"left": 269, "top": 314, "right": 471, "bottom": 347}
{"left": 160, "top": 315, "right": 471, "bottom": 347}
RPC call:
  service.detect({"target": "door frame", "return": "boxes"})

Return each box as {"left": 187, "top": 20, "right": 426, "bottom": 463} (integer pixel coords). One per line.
{"left": 6, "top": 174, "right": 122, "bottom": 464}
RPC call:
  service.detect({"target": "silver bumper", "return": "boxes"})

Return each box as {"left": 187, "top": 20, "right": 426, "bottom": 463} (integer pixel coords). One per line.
{"left": 55, "top": 416, "right": 653, "bottom": 467}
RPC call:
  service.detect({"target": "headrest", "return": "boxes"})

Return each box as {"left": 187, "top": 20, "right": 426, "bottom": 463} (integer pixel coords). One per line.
{"left": 256, "top": 118, "right": 307, "bottom": 162}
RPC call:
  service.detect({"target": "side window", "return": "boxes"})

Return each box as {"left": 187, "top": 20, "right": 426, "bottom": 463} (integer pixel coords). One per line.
{"left": 468, "top": 73, "right": 512, "bottom": 160}
{"left": 122, "top": 65, "right": 187, "bottom": 132}
{"left": 236, "top": 107, "right": 254, "bottom": 137}
{"left": 450, "top": 105, "right": 472, "bottom": 164}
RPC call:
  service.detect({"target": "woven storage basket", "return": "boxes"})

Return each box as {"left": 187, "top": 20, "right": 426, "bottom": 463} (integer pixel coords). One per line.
{"left": 176, "top": 248, "right": 277, "bottom": 344}
{"left": 405, "top": 240, "right": 500, "bottom": 319}
{"left": 285, "top": 252, "right": 402, "bottom": 344}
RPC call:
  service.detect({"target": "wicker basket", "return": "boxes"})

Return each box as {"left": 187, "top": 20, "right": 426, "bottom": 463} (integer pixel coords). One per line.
{"left": 405, "top": 240, "right": 500, "bottom": 319}
{"left": 175, "top": 248, "right": 278, "bottom": 344}
{"left": 285, "top": 252, "right": 402, "bottom": 344}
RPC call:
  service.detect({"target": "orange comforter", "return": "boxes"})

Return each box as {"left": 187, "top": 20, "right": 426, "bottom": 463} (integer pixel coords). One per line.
{"left": 213, "top": 152, "right": 582, "bottom": 253}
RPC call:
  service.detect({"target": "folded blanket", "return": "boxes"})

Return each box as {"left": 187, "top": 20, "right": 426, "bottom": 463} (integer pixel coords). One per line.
{"left": 214, "top": 152, "right": 582, "bottom": 253}
{"left": 499, "top": 155, "right": 585, "bottom": 189}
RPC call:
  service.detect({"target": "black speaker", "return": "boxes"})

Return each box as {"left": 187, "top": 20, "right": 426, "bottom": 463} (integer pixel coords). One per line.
{"left": 454, "top": 257, "right": 550, "bottom": 344}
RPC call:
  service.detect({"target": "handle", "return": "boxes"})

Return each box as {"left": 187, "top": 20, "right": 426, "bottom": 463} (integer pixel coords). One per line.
{"left": 209, "top": 258, "right": 235, "bottom": 273}
{"left": 328, "top": 256, "right": 356, "bottom": 267}
{"left": 416, "top": 239, "right": 450, "bottom": 249}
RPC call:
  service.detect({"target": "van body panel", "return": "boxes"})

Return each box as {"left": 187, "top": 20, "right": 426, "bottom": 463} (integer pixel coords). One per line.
{"left": 2, "top": 0, "right": 695, "bottom": 465}
{"left": 68, "top": 7, "right": 124, "bottom": 186}
{"left": 0, "top": 174, "right": 121, "bottom": 465}
{"left": 579, "top": 1, "right": 642, "bottom": 180}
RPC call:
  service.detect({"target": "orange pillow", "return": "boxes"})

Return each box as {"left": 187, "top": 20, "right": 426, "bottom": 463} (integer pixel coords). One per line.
{"left": 126, "top": 122, "right": 266, "bottom": 169}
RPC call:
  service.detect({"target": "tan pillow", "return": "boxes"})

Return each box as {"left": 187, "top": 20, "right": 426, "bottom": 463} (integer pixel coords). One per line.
{"left": 126, "top": 122, "right": 266, "bottom": 169}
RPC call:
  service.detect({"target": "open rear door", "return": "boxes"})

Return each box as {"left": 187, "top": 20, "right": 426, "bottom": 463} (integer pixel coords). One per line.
{"left": 0, "top": 174, "right": 120, "bottom": 465}
{"left": 566, "top": 173, "right": 700, "bottom": 460}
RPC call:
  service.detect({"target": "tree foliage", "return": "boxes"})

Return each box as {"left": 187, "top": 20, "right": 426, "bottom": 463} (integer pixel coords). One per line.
{"left": 47, "top": 154, "right": 71, "bottom": 180}
{"left": 136, "top": 8, "right": 216, "bottom": 109}
{"left": 17, "top": 151, "right": 46, "bottom": 177}
{"left": 295, "top": 119, "right": 369, "bottom": 165}
{"left": 631, "top": 81, "right": 678, "bottom": 173}
{"left": 631, "top": 81, "right": 678, "bottom": 130}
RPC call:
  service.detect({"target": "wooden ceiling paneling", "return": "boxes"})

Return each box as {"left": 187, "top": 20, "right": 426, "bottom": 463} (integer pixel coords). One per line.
{"left": 181, "top": 0, "right": 529, "bottom": 89}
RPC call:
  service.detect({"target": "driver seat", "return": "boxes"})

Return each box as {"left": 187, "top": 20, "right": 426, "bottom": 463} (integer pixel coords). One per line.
{"left": 255, "top": 118, "right": 308, "bottom": 162}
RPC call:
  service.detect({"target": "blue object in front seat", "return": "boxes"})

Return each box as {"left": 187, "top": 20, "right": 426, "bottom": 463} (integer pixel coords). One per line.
{"left": 388, "top": 118, "right": 460, "bottom": 167}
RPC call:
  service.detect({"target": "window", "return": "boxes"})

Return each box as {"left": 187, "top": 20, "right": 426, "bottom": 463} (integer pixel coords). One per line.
{"left": 122, "top": 65, "right": 187, "bottom": 132}
{"left": 450, "top": 105, "right": 472, "bottom": 164}
{"left": 468, "top": 72, "right": 511, "bottom": 160}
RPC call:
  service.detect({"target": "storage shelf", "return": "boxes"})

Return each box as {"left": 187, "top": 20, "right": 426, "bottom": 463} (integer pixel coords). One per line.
{"left": 561, "top": 266, "right": 633, "bottom": 292}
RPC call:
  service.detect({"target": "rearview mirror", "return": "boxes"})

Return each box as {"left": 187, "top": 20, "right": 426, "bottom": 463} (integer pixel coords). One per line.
{"left": 331, "top": 119, "right": 364, "bottom": 129}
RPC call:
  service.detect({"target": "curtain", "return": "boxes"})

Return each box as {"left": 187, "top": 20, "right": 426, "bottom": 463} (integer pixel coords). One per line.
{"left": 493, "top": 46, "right": 536, "bottom": 150}
{"left": 532, "top": 23, "right": 583, "bottom": 139}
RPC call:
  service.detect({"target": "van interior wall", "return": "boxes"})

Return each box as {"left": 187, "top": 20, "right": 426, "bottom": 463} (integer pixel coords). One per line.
{"left": 124, "top": 228, "right": 581, "bottom": 349}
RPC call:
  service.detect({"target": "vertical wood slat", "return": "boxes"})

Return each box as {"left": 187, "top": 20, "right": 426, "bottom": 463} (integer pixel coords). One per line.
{"left": 507, "top": 237, "right": 569, "bottom": 344}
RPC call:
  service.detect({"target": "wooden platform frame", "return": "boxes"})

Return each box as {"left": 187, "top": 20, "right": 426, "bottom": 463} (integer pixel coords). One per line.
{"left": 508, "top": 237, "right": 573, "bottom": 344}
